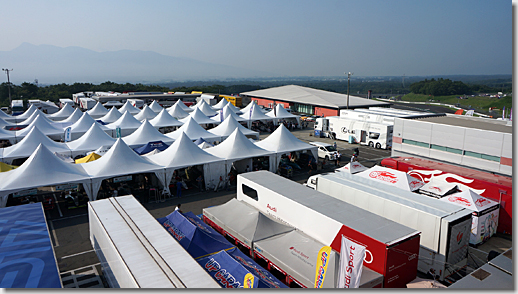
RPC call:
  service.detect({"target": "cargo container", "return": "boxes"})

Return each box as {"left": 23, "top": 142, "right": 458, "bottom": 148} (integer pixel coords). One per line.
{"left": 236, "top": 171, "right": 421, "bottom": 288}
{"left": 88, "top": 195, "right": 219, "bottom": 288}
{"left": 79, "top": 97, "right": 97, "bottom": 110}
{"left": 381, "top": 156, "right": 512, "bottom": 234}
{"left": 59, "top": 98, "right": 75, "bottom": 108}
{"left": 310, "top": 171, "right": 472, "bottom": 283}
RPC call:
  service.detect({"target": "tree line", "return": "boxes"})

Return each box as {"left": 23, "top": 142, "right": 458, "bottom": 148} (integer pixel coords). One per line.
{"left": 408, "top": 78, "right": 507, "bottom": 96}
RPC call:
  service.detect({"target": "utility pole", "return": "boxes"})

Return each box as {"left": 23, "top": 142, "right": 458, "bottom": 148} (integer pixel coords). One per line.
{"left": 2, "top": 68, "right": 13, "bottom": 106}
{"left": 346, "top": 72, "right": 353, "bottom": 109}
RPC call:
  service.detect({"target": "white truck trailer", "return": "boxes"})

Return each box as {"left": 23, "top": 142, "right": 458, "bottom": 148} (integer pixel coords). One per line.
{"left": 314, "top": 116, "right": 393, "bottom": 149}
{"left": 307, "top": 171, "right": 472, "bottom": 283}
{"left": 89, "top": 195, "right": 220, "bottom": 288}
{"left": 79, "top": 97, "right": 97, "bottom": 110}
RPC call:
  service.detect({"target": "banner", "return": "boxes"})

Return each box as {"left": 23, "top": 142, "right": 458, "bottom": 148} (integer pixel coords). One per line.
{"left": 337, "top": 236, "right": 365, "bottom": 288}
{"left": 220, "top": 109, "right": 224, "bottom": 121}
{"left": 64, "top": 126, "right": 72, "bottom": 142}
{"left": 314, "top": 246, "right": 332, "bottom": 288}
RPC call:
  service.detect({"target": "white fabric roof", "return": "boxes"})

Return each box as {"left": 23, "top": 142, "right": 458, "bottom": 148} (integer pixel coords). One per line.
{"left": 149, "top": 109, "right": 183, "bottom": 129}
{"left": 60, "top": 108, "right": 83, "bottom": 124}
{"left": 86, "top": 102, "right": 109, "bottom": 119}
{"left": 0, "top": 144, "right": 89, "bottom": 194}
{"left": 167, "top": 102, "right": 191, "bottom": 119}
{"left": 266, "top": 104, "right": 300, "bottom": 120}
{"left": 2, "top": 126, "right": 71, "bottom": 161}
{"left": 165, "top": 117, "right": 221, "bottom": 142}
{"left": 191, "top": 100, "right": 218, "bottom": 117}
{"left": 198, "top": 142, "right": 213, "bottom": 149}
{"left": 118, "top": 101, "right": 141, "bottom": 115}
{"left": 98, "top": 107, "right": 122, "bottom": 124}
{"left": 147, "top": 132, "right": 223, "bottom": 169}
{"left": 211, "top": 104, "right": 248, "bottom": 123}
{"left": 47, "top": 104, "right": 75, "bottom": 121}
{"left": 134, "top": 105, "right": 158, "bottom": 121}
{"left": 81, "top": 139, "right": 162, "bottom": 180}
{"left": 335, "top": 161, "right": 369, "bottom": 174}
{"left": 66, "top": 123, "right": 116, "bottom": 155}
{"left": 255, "top": 124, "right": 316, "bottom": 154}
{"left": 5, "top": 105, "right": 39, "bottom": 122}
{"left": 14, "top": 115, "right": 65, "bottom": 139}
{"left": 171, "top": 99, "right": 193, "bottom": 112}
{"left": 356, "top": 165, "right": 425, "bottom": 192}
{"left": 179, "top": 108, "right": 221, "bottom": 125}
{"left": 18, "top": 109, "right": 53, "bottom": 126}
{"left": 148, "top": 100, "right": 164, "bottom": 113}
{"left": 67, "top": 112, "right": 110, "bottom": 140}
{"left": 241, "top": 101, "right": 265, "bottom": 114}
{"left": 206, "top": 129, "right": 273, "bottom": 160}
{"left": 106, "top": 111, "right": 142, "bottom": 131}
{"left": 0, "top": 125, "right": 16, "bottom": 141}
{"left": 0, "top": 109, "right": 12, "bottom": 120}
{"left": 439, "top": 189, "right": 499, "bottom": 212}
{"left": 239, "top": 103, "right": 273, "bottom": 121}
{"left": 208, "top": 115, "right": 259, "bottom": 140}
{"left": 419, "top": 177, "right": 458, "bottom": 197}
{"left": 122, "top": 120, "right": 175, "bottom": 148}
{"left": 212, "top": 98, "right": 229, "bottom": 110}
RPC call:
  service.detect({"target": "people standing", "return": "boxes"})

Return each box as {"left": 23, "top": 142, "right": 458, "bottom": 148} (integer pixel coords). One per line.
{"left": 174, "top": 203, "right": 182, "bottom": 213}
{"left": 333, "top": 142, "right": 337, "bottom": 150}
{"left": 351, "top": 152, "right": 358, "bottom": 163}
{"left": 336, "top": 151, "right": 341, "bottom": 166}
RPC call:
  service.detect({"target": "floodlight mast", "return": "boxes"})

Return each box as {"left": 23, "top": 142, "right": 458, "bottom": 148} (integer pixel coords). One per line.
{"left": 2, "top": 68, "right": 13, "bottom": 106}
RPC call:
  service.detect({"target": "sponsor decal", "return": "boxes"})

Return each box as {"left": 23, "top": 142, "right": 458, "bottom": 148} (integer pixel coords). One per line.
{"left": 429, "top": 186, "right": 442, "bottom": 192}
{"left": 448, "top": 196, "right": 471, "bottom": 207}
{"left": 204, "top": 258, "right": 242, "bottom": 288}
{"left": 474, "top": 198, "right": 491, "bottom": 207}
{"left": 162, "top": 220, "right": 185, "bottom": 241}
{"left": 341, "top": 127, "right": 348, "bottom": 134}
{"left": 409, "top": 180, "right": 423, "bottom": 189}
{"left": 337, "top": 237, "right": 366, "bottom": 288}
{"left": 369, "top": 171, "right": 398, "bottom": 183}
{"left": 456, "top": 232, "right": 464, "bottom": 245}
{"left": 314, "top": 246, "right": 332, "bottom": 288}
{"left": 407, "top": 169, "right": 486, "bottom": 195}
{"left": 408, "top": 253, "right": 417, "bottom": 261}
{"left": 290, "top": 246, "right": 310, "bottom": 259}
{"left": 363, "top": 249, "right": 373, "bottom": 264}
{"left": 266, "top": 204, "right": 277, "bottom": 213}
{"left": 243, "top": 273, "right": 255, "bottom": 288}
{"left": 234, "top": 255, "right": 282, "bottom": 288}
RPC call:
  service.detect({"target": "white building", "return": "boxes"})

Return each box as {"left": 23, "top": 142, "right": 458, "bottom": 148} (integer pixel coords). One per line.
{"left": 391, "top": 114, "right": 512, "bottom": 176}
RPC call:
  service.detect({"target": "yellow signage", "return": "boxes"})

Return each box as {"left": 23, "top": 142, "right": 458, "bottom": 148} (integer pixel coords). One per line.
{"left": 314, "top": 246, "right": 332, "bottom": 288}
{"left": 243, "top": 273, "right": 255, "bottom": 288}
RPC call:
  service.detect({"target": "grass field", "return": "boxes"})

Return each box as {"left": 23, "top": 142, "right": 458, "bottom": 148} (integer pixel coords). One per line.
{"left": 401, "top": 93, "right": 513, "bottom": 118}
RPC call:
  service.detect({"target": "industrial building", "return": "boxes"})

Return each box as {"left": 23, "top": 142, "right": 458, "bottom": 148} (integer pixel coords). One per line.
{"left": 391, "top": 114, "right": 512, "bottom": 176}
{"left": 240, "top": 85, "right": 390, "bottom": 117}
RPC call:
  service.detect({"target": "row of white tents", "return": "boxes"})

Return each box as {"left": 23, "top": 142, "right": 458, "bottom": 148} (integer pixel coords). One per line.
{"left": 0, "top": 124, "right": 318, "bottom": 207}
{"left": 0, "top": 100, "right": 300, "bottom": 143}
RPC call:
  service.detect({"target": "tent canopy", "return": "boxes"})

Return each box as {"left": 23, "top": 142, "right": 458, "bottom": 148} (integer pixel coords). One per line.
{"left": 47, "top": 103, "right": 75, "bottom": 121}
{"left": 208, "top": 115, "right": 259, "bottom": 140}
{"left": 439, "top": 189, "right": 499, "bottom": 212}
{"left": 355, "top": 165, "right": 425, "bottom": 192}
{"left": 167, "top": 102, "right": 191, "bottom": 119}
{"left": 118, "top": 101, "right": 141, "bottom": 115}
{"left": 149, "top": 109, "right": 183, "bottom": 129}
{"left": 212, "top": 98, "right": 229, "bottom": 110}
{"left": 241, "top": 101, "right": 266, "bottom": 114}
{"left": 170, "top": 99, "right": 193, "bottom": 113}
{"left": 122, "top": 119, "right": 175, "bottom": 148}
{"left": 4, "top": 104, "right": 39, "bottom": 122}
{"left": 98, "top": 107, "right": 122, "bottom": 124}
{"left": 335, "top": 161, "right": 369, "bottom": 174}
{"left": 14, "top": 115, "right": 65, "bottom": 140}
{"left": 66, "top": 112, "right": 110, "bottom": 141}
{"left": 206, "top": 129, "right": 273, "bottom": 161}
{"left": 165, "top": 117, "right": 221, "bottom": 142}
{"left": 180, "top": 108, "right": 220, "bottom": 125}
{"left": 105, "top": 111, "right": 142, "bottom": 137}
{"left": 419, "top": 177, "right": 458, "bottom": 198}
{"left": 256, "top": 124, "right": 316, "bottom": 155}
{"left": 60, "top": 108, "right": 83, "bottom": 124}
{"left": 134, "top": 105, "right": 158, "bottom": 121}
{"left": 65, "top": 123, "right": 116, "bottom": 156}
{"left": 86, "top": 102, "right": 109, "bottom": 119}
{"left": 75, "top": 152, "right": 101, "bottom": 164}
{"left": 19, "top": 110, "right": 54, "bottom": 126}
{"left": 133, "top": 140, "right": 170, "bottom": 155}
{"left": 211, "top": 105, "right": 248, "bottom": 123}
{"left": 148, "top": 100, "right": 164, "bottom": 113}
{"left": 266, "top": 104, "right": 300, "bottom": 122}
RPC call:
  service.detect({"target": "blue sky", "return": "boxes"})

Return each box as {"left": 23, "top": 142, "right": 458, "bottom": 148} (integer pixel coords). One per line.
{"left": 0, "top": 0, "right": 513, "bottom": 77}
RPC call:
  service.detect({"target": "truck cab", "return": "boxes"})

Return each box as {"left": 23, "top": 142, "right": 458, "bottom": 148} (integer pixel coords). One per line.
{"left": 308, "top": 142, "right": 338, "bottom": 161}
{"left": 10, "top": 100, "right": 25, "bottom": 116}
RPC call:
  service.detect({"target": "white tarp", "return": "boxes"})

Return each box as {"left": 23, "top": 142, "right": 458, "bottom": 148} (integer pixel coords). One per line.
{"left": 148, "top": 100, "right": 164, "bottom": 113}
{"left": 14, "top": 115, "right": 66, "bottom": 142}
{"left": 149, "top": 109, "right": 183, "bottom": 129}
{"left": 335, "top": 162, "right": 369, "bottom": 174}
{"left": 80, "top": 139, "right": 166, "bottom": 200}
{"left": 106, "top": 111, "right": 142, "bottom": 137}
{"left": 97, "top": 107, "right": 122, "bottom": 124}
{"left": 1, "top": 126, "right": 72, "bottom": 163}
{"left": 337, "top": 236, "right": 365, "bottom": 288}
{"left": 66, "top": 123, "right": 116, "bottom": 157}
{"left": 165, "top": 117, "right": 221, "bottom": 143}
{"left": 0, "top": 144, "right": 90, "bottom": 205}
{"left": 355, "top": 165, "right": 425, "bottom": 192}
{"left": 211, "top": 104, "right": 248, "bottom": 123}
{"left": 255, "top": 124, "right": 317, "bottom": 172}
{"left": 47, "top": 103, "right": 75, "bottom": 121}
{"left": 122, "top": 119, "right": 175, "bottom": 148}
{"left": 134, "top": 105, "right": 158, "bottom": 121}
{"left": 118, "top": 100, "right": 141, "bottom": 115}
{"left": 86, "top": 102, "right": 109, "bottom": 119}
{"left": 179, "top": 108, "right": 220, "bottom": 125}
{"left": 208, "top": 115, "right": 259, "bottom": 141}
{"left": 147, "top": 132, "right": 225, "bottom": 190}
{"left": 206, "top": 129, "right": 274, "bottom": 173}
{"left": 67, "top": 112, "right": 111, "bottom": 141}
{"left": 167, "top": 102, "right": 191, "bottom": 119}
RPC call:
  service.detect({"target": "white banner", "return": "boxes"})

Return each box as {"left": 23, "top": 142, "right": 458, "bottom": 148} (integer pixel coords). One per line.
{"left": 337, "top": 236, "right": 365, "bottom": 288}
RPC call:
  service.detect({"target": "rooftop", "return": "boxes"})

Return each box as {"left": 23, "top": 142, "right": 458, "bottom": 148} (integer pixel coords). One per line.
{"left": 411, "top": 114, "right": 512, "bottom": 134}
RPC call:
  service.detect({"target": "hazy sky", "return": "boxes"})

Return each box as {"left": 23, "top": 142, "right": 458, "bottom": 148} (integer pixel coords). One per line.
{"left": 0, "top": 0, "right": 513, "bottom": 77}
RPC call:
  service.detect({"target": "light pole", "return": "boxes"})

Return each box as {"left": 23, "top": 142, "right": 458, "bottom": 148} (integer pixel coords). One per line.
{"left": 345, "top": 72, "right": 353, "bottom": 109}
{"left": 2, "top": 68, "right": 13, "bottom": 106}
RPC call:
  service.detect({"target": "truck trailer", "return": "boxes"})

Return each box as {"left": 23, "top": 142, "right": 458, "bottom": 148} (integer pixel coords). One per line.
{"left": 236, "top": 171, "right": 421, "bottom": 288}
{"left": 308, "top": 171, "right": 472, "bottom": 284}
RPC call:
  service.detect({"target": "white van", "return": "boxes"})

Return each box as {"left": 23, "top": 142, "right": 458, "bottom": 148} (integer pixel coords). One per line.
{"left": 308, "top": 141, "right": 338, "bottom": 160}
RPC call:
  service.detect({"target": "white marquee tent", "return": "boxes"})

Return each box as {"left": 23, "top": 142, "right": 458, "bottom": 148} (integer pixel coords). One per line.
{"left": 355, "top": 165, "right": 425, "bottom": 192}
{"left": 335, "top": 161, "right": 369, "bottom": 174}
{"left": 239, "top": 103, "right": 274, "bottom": 128}
{"left": 66, "top": 123, "right": 117, "bottom": 157}
{"left": 106, "top": 111, "right": 142, "bottom": 137}
{"left": 67, "top": 112, "right": 110, "bottom": 141}
{"left": 266, "top": 104, "right": 301, "bottom": 126}
{"left": 0, "top": 144, "right": 90, "bottom": 207}
{"left": 165, "top": 117, "right": 221, "bottom": 143}
{"left": 171, "top": 99, "right": 193, "bottom": 113}
{"left": 87, "top": 102, "right": 110, "bottom": 119}
{"left": 241, "top": 101, "right": 266, "bottom": 114}
{"left": 98, "top": 107, "right": 122, "bottom": 124}
{"left": 206, "top": 129, "right": 274, "bottom": 173}
{"left": 255, "top": 124, "right": 317, "bottom": 172}
{"left": 211, "top": 104, "right": 248, "bottom": 123}
{"left": 0, "top": 126, "right": 16, "bottom": 143}
{"left": 212, "top": 98, "right": 229, "bottom": 110}
{"left": 122, "top": 119, "right": 175, "bottom": 148}
{"left": 180, "top": 108, "right": 220, "bottom": 126}
{"left": 14, "top": 115, "right": 65, "bottom": 142}
{"left": 167, "top": 102, "right": 191, "bottom": 119}
{"left": 190, "top": 100, "right": 218, "bottom": 117}
{"left": 60, "top": 108, "right": 83, "bottom": 125}
{"left": 47, "top": 104, "right": 75, "bottom": 121}
{"left": 118, "top": 101, "right": 141, "bottom": 115}
{"left": 148, "top": 100, "right": 164, "bottom": 113}
{"left": 208, "top": 115, "right": 259, "bottom": 141}
{"left": 134, "top": 105, "right": 158, "bottom": 121}
{"left": 149, "top": 109, "right": 183, "bottom": 129}
{"left": 4, "top": 105, "right": 39, "bottom": 123}
{"left": 147, "top": 132, "right": 226, "bottom": 191}
{"left": 19, "top": 110, "right": 54, "bottom": 126}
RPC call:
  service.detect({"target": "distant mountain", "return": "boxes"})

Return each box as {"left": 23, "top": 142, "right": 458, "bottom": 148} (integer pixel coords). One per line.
{"left": 0, "top": 43, "right": 272, "bottom": 84}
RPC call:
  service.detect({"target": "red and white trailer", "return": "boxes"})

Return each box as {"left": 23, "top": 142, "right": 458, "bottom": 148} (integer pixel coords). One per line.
{"left": 235, "top": 171, "right": 421, "bottom": 288}
{"left": 381, "top": 156, "right": 512, "bottom": 234}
